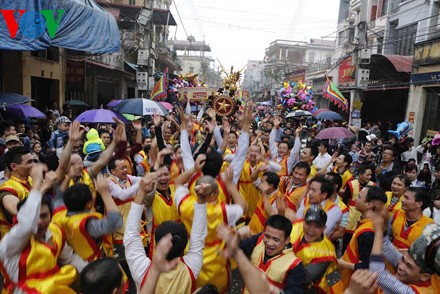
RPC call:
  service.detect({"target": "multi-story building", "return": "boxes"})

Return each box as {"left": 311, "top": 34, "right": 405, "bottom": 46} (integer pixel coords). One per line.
{"left": 174, "top": 39, "right": 222, "bottom": 88}
{"left": 325, "top": 0, "right": 440, "bottom": 131}
{"left": 63, "top": 0, "right": 178, "bottom": 107}
{"left": 262, "top": 38, "right": 336, "bottom": 104}
{"left": 242, "top": 60, "right": 265, "bottom": 101}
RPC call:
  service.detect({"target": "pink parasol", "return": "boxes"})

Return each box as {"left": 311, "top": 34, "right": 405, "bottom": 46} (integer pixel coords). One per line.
{"left": 159, "top": 101, "right": 174, "bottom": 110}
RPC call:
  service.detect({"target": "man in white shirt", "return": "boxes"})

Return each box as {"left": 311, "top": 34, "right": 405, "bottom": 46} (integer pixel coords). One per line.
{"left": 296, "top": 176, "right": 342, "bottom": 237}
{"left": 313, "top": 141, "right": 332, "bottom": 173}
{"left": 124, "top": 168, "right": 208, "bottom": 292}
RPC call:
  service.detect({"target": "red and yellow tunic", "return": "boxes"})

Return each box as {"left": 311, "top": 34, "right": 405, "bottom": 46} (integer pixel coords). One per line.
{"left": 273, "top": 155, "right": 289, "bottom": 177}
{"left": 290, "top": 221, "right": 339, "bottom": 293}
{"left": 309, "top": 165, "right": 318, "bottom": 179}
{"left": 346, "top": 180, "right": 374, "bottom": 234}
{"left": 51, "top": 209, "right": 113, "bottom": 262}
{"left": 188, "top": 172, "right": 231, "bottom": 204}
{"left": 108, "top": 176, "right": 135, "bottom": 245}
{"left": 123, "top": 156, "right": 134, "bottom": 176}
{"left": 285, "top": 183, "right": 308, "bottom": 212}
{"left": 386, "top": 191, "right": 403, "bottom": 214}
{"left": 332, "top": 167, "right": 354, "bottom": 192}
{"left": 377, "top": 280, "right": 434, "bottom": 294}
{"left": 148, "top": 186, "right": 180, "bottom": 257}
{"left": 390, "top": 210, "right": 434, "bottom": 249}
{"left": 0, "top": 223, "right": 77, "bottom": 294}
{"left": 302, "top": 196, "right": 338, "bottom": 217}
{"left": 141, "top": 257, "right": 196, "bottom": 294}
{"left": 178, "top": 195, "right": 229, "bottom": 293}
{"left": 68, "top": 169, "right": 96, "bottom": 206}
{"left": 135, "top": 150, "right": 150, "bottom": 174}
{"left": 245, "top": 234, "right": 302, "bottom": 293}
{"left": 341, "top": 218, "right": 375, "bottom": 288}
{"left": 0, "top": 176, "right": 32, "bottom": 238}
{"left": 221, "top": 145, "right": 237, "bottom": 173}
{"left": 249, "top": 190, "right": 283, "bottom": 234}
{"left": 238, "top": 159, "right": 263, "bottom": 219}
{"left": 170, "top": 160, "right": 182, "bottom": 182}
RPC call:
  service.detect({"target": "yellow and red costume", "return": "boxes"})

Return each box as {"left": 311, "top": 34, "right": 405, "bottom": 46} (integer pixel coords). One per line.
{"left": 0, "top": 176, "right": 32, "bottom": 238}
{"left": 290, "top": 221, "right": 340, "bottom": 293}
{"left": 340, "top": 218, "right": 375, "bottom": 288}
{"left": 178, "top": 194, "right": 229, "bottom": 293}
{"left": 0, "top": 223, "right": 77, "bottom": 294}
{"left": 52, "top": 209, "right": 113, "bottom": 262}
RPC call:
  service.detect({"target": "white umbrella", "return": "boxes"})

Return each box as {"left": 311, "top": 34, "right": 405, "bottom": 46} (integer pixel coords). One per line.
{"left": 114, "top": 98, "right": 168, "bottom": 116}
{"left": 286, "top": 110, "right": 312, "bottom": 118}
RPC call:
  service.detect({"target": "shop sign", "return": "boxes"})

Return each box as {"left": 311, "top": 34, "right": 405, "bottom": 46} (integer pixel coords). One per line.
{"left": 408, "top": 112, "right": 415, "bottom": 123}
{"left": 411, "top": 71, "right": 440, "bottom": 84}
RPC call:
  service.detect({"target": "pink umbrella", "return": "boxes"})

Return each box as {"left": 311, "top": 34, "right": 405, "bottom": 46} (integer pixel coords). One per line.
{"left": 159, "top": 101, "right": 173, "bottom": 110}
{"left": 316, "top": 127, "right": 354, "bottom": 140}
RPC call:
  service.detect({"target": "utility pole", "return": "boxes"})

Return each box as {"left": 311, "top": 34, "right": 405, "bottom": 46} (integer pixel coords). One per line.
{"left": 349, "top": 0, "right": 370, "bottom": 127}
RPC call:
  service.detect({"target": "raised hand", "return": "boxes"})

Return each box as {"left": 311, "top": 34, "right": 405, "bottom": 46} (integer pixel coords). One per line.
{"left": 41, "top": 171, "right": 57, "bottom": 194}
{"left": 68, "top": 120, "right": 84, "bottom": 143}
{"left": 94, "top": 173, "right": 110, "bottom": 195}
{"left": 194, "top": 183, "right": 211, "bottom": 204}
{"left": 273, "top": 117, "right": 281, "bottom": 129}
{"left": 345, "top": 269, "right": 378, "bottom": 294}
{"left": 152, "top": 111, "right": 161, "bottom": 127}
{"left": 151, "top": 233, "right": 179, "bottom": 272}
{"left": 217, "top": 224, "right": 239, "bottom": 259}
{"left": 275, "top": 194, "right": 286, "bottom": 216}
{"left": 241, "top": 104, "right": 253, "bottom": 132}
{"left": 206, "top": 108, "right": 216, "bottom": 120}
{"left": 221, "top": 166, "right": 234, "bottom": 186}
{"left": 113, "top": 117, "right": 126, "bottom": 144}
{"left": 195, "top": 154, "right": 206, "bottom": 171}
{"left": 30, "top": 163, "right": 47, "bottom": 190}
{"left": 132, "top": 119, "right": 142, "bottom": 131}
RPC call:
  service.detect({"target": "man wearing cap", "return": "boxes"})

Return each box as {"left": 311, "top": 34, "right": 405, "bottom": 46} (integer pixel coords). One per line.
{"left": 290, "top": 205, "right": 340, "bottom": 293}
{"left": 338, "top": 185, "right": 387, "bottom": 288}
{"left": 48, "top": 116, "right": 71, "bottom": 159}
{"left": 369, "top": 205, "right": 437, "bottom": 293}
{"left": 240, "top": 215, "right": 308, "bottom": 293}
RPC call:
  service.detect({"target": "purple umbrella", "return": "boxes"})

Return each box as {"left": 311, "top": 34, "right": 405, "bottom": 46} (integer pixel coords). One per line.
{"left": 75, "top": 109, "right": 128, "bottom": 124}
{"left": 1, "top": 104, "right": 46, "bottom": 119}
{"left": 316, "top": 127, "right": 354, "bottom": 140}
{"left": 106, "top": 100, "right": 123, "bottom": 108}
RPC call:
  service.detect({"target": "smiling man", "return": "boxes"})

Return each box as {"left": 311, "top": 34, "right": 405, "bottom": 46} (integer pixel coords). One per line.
{"left": 290, "top": 205, "right": 340, "bottom": 293}
{"left": 240, "top": 214, "right": 308, "bottom": 293}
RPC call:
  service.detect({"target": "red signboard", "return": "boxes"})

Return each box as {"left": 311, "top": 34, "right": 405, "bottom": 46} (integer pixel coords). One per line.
{"left": 338, "top": 56, "right": 355, "bottom": 85}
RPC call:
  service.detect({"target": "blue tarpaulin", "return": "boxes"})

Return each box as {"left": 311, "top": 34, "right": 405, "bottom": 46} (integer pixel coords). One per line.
{"left": 0, "top": 0, "right": 120, "bottom": 53}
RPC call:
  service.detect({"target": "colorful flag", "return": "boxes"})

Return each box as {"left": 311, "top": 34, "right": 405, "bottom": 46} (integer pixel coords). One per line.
{"left": 150, "top": 68, "right": 168, "bottom": 101}
{"left": 323, "top": 78, "right": 348, "bottom": 111}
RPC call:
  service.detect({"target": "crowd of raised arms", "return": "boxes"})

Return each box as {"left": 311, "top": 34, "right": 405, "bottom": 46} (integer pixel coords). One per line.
{"left": 0, "top": 101, "right": 439, "bottom": 294}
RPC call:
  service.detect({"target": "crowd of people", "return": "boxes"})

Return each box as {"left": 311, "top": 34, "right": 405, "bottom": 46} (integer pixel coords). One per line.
{"left": 0, "top": 100, "right": 438, "bottom": 294}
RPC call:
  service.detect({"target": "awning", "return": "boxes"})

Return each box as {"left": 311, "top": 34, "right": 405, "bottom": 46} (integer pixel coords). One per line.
{"left": 0, "top": 0, "right": 120, "bottom": 53}
{"left": 153, "top": 9, "right": 177, "bottom": 26}
{"left": 86, "top": 60, "right": 134, "bottom": 76}
{"left": 371, "top": 54, "right": 413, "bottom": 73}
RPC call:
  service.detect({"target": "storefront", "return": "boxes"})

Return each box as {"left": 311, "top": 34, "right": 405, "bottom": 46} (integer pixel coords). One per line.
{"left": 407, "top": 36, "right": 440, "bottom": 144}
